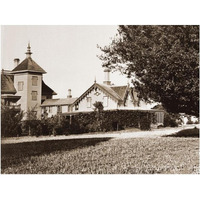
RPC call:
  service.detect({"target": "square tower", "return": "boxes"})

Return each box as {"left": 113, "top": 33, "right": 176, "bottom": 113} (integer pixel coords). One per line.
{"left": 10, "top": 43, "right": 46, "bottom": 119}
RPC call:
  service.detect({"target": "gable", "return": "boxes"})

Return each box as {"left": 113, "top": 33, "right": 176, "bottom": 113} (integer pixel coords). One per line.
{"left": 72, "top": 83, "right": 125, "bottom": 106}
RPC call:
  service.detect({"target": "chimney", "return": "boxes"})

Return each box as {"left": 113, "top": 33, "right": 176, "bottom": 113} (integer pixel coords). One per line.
{"left": 103, "top": 67, "right": 111, "bottom": 85}
{"left": 14, "top": 58, "right": 20, "bottom": 67}
{"left": 67, "top": 89, "right": 72, "bottom": 98}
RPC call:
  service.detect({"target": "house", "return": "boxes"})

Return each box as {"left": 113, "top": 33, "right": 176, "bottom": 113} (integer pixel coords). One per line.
{"left": 71, "top": 67, "right": 156, "bottom": 112}
{"left": 1, "top": 44, "right": 57, "bottom": 119}
{"left": 41, "top": 66, "right": 164, "bottom": 125}
{"left": 2, "top": 43, "right": 164, "bottom": 125}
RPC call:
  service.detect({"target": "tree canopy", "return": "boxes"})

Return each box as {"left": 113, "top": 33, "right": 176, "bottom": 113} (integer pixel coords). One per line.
{"left": 98, "top": 25, "right": 199, "bottom": 116}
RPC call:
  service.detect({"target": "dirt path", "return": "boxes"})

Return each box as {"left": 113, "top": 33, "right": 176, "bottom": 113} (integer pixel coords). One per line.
{"left": 1, "top": 124, "right": 198, "bottom": 144}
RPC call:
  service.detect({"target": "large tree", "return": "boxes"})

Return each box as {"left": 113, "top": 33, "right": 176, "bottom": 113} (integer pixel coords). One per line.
{"left": 98, "top": 25, "right": 199, "bottom": 116}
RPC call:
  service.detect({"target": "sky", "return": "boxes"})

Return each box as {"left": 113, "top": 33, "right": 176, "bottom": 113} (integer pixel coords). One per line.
{"left": 1, "top": 25, "right": 128, "bottom": 98}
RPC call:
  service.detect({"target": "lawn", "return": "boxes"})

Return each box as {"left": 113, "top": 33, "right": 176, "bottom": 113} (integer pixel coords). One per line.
{"left": 1, "top": 136, "right": 199, "bottom": 174}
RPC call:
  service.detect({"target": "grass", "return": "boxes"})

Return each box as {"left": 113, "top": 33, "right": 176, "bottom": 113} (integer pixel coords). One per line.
{"left": 1, "top": 136, "right": 199, "bottom": 174}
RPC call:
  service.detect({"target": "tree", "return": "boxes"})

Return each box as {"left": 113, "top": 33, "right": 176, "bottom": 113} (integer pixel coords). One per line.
{"left": 98, "top": 25, "right": 199, "bottom": 116}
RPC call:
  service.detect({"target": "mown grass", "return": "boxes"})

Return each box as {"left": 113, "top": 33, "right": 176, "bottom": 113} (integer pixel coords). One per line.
{"left": 1, "top": 137, "right": 199, "bottom": 174}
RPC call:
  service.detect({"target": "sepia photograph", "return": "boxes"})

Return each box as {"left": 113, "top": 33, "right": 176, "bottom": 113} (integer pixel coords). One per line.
{"left": 0, "top": 1, "right": 200, "bottom": 199}
{"left": 1, "top": 25, "right": 199, "bottom": 174}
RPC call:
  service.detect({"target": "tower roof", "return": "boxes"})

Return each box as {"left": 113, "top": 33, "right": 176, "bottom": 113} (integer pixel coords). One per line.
{"left": 12, "top": 57, "right": 46, "bottom": 74}
{"left": 11, "top": 43, "right": 46, "bottom": 74}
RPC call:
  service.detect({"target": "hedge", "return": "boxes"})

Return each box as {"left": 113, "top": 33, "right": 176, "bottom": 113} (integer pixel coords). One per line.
{"left": 64, "top": 110, "right": 155, "bottom": 134}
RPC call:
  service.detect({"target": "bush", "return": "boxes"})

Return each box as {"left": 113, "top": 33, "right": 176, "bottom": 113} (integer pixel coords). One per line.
{"left": 63, "top": 110, "right": 154, "bottom": 134}
{"left": 1, "top": 105, "right": 24, "bottom": 137}
{"left": 164, "top": 113, "right": 178, "bottom": 127}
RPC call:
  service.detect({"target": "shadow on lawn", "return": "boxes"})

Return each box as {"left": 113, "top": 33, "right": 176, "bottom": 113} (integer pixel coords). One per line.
{"left": 1, "top": 137, "right": 112, "bottom": 169}
{"left": 164, "top": 127, "right": 199, "bottom": 138}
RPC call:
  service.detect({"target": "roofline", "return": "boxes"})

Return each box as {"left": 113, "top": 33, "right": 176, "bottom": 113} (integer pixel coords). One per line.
{"left": 72, "top": 83, "right": 123, "bottom": 106}
{"left": 1, "top": 90, "right": 16, "bottom": 95}
{"left": 10, "top": 70, "right": 46, "bottom": 74}
{"left": 97, "top": 83, "right": 123, "bottom": 101}
{"left": 42, "top": 92, "right": 57, "bottom": 95}
{"left": 41, "top": 103, "right": 74, "bottom": 107}
{"left": 62, "top": 108, "right": 165, "bottom": 116}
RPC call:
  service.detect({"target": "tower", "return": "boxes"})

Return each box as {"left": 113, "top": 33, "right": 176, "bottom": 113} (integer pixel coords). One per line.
{"left": 11, "top": 43, "right": 46, "bottom": 119}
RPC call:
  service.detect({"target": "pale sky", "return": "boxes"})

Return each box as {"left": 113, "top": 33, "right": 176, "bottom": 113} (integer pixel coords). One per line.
{"left": 1, "top": 25, "right": 128, "bottom": 98}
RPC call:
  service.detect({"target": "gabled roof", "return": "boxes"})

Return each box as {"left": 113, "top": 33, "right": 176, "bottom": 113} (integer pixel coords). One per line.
{"left": 12, "top": 57, "right": 46, "bottom": 74}
{"left": 72, "top": 82, "right": 129, "bottom": 106}
{"left": 1, "top": 73, "right": 16, "bottom": 94}
{"left": 41, "top": 98, "right": 78, "bottom": 107}
{"left": 110, "top": 85, "right": 127, "bottom": 100}
{"left": 42, "top": 81, "right": 57, "bottom": 96}
{"left": 96, "top": 83, "right": 124, "bottom": 101}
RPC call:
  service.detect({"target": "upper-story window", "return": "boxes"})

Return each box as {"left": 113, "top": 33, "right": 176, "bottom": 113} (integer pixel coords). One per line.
{"left": 18, "top": 81, "right": 24, "bottom": 91}
{"left": 32, "top": 76, "right": 38, "bottom": 86}
{"left": 32, "top": 91, "right": 38, "bottom": 101}
{"left": 87, "top": 97, "right": 92, "bottom": 108}
{"left": 103, "top": 96, "right": 108, "bottom": 107}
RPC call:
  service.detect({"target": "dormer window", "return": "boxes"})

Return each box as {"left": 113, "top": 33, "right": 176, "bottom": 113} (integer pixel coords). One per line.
{"left": 32, "top": 76, "right": 38, "bottom": 86}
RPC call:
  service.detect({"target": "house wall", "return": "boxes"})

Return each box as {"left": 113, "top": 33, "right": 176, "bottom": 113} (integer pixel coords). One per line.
{"left": 14, "top": 73, "right": 42, "bottom": 119}
{"left": 42, "top": 105, "right": 70, "bottom": 118}
{"left": 72, "top": 87, "right": 118, "bottom": 112}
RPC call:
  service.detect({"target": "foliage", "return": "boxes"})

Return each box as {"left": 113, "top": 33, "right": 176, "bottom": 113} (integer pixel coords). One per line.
{"left": 1, "top": 104, "right": 24, "bottom": 137}
{"left": 93, "top": 101, "right": 104, "bottom": 112}
{"left": 65, "top": 110, "right": 154, "bottom": 133}
{"left": 164, "top": 112, "right": 178, "bottom": 127}
{"left": 24, "top": 108, "right": 42, "bottom": 136}
{"left": 98, "top": 25, "right": 199, "bottom": 116}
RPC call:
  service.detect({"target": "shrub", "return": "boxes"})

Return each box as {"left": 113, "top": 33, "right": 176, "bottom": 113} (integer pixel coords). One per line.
{"left": 186, "top": 117, "right": 194, "bottom": 124}
{"left": 164, "top": 113, "right": 178, "bottom": 127}
{"left": 63, "top": 110, "right": 154, "bottom": 134}
{"left": 1, "top": 105, "right": 24, "bottom": 137}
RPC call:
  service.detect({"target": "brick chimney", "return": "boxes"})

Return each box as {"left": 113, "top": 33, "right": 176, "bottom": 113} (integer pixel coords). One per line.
{"left": 14, "top": 58, "right": 20, "bottom": 67}
{"left": 67, "top": 89, "right": 72, "bottom": 98}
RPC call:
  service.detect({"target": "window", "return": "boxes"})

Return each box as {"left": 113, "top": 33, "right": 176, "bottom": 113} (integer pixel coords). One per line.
{"left": 32, "top": 91, "right": 38, "bottom": 101}
{"left": 57, "top": 106, "right": 62, "bottom": 113}
{"left": 32, "top": 76, "right": 38, "bottom": 86}
{"left": 103, "top": 96, "right": 108, "bottom": 107}
{"left": 18, "top": 81, "right": 24, "bottom": 91}
{"left": 87, "top": 97, "right": 92, "bottom": 108}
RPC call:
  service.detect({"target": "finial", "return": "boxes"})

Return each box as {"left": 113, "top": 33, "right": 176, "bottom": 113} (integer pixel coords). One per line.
{"left": 25, "top": 42, "right": 32, "bottom": 58}
{"left": 94, "top": 76, "right": 96, "bottom": 83}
